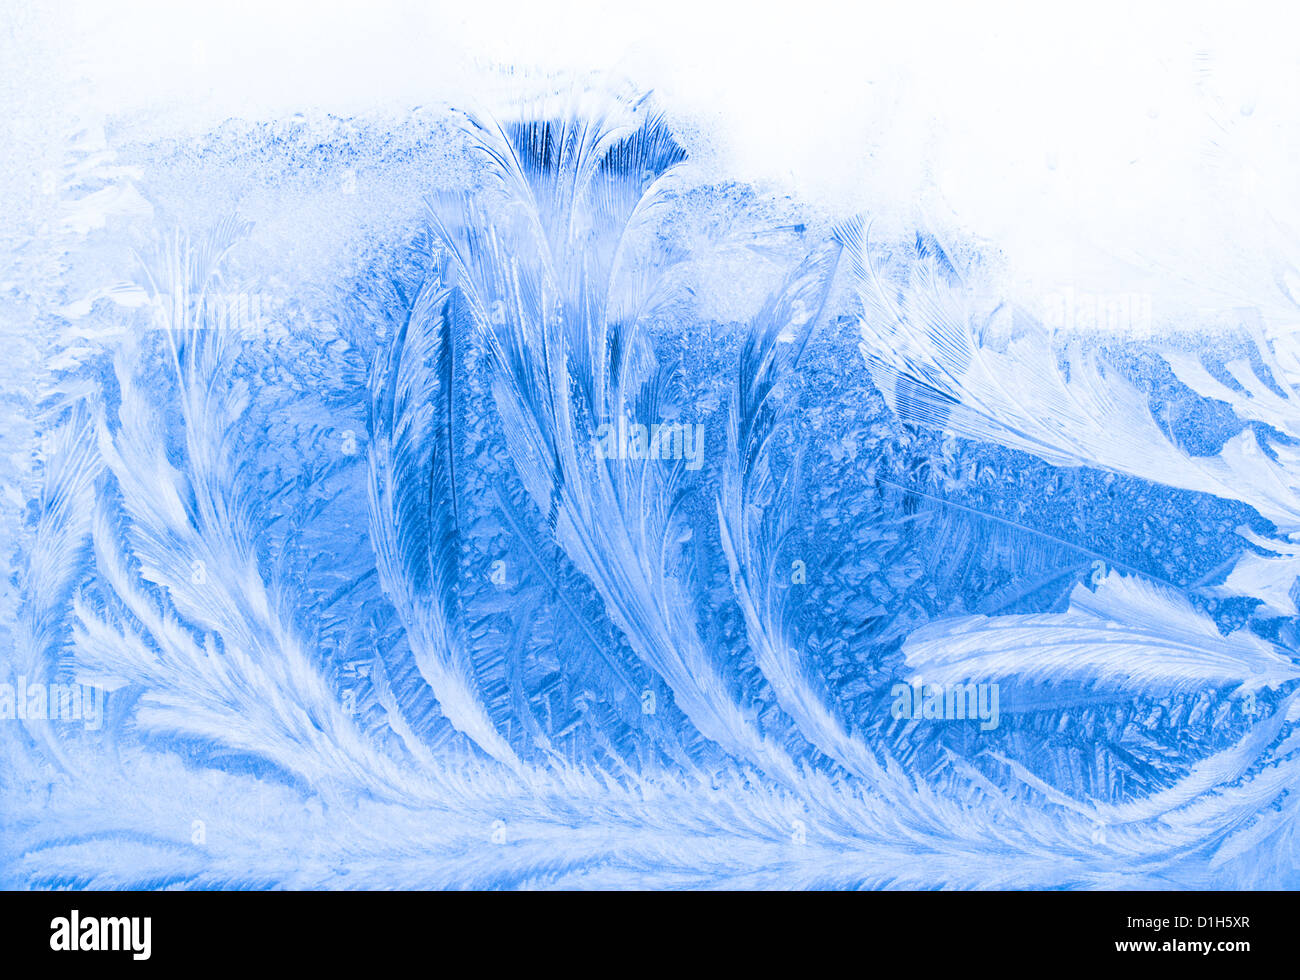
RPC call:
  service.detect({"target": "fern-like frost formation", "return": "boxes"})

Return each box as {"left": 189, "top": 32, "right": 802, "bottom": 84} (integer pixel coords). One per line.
{"left": 3, "top": 91, "right": 1300, "bottom": 890}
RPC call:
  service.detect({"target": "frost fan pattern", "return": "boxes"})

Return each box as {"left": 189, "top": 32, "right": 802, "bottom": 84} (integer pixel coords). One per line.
{"left": 3, "top": 95, "right": 1300, "bottom": 890}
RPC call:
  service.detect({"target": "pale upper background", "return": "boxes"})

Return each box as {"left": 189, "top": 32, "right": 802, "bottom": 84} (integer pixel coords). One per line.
{"left": 6, "top": 0, "right": 1300, "bottom": 332}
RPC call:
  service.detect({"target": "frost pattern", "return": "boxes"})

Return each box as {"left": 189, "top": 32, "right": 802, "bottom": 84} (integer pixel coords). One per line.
{"left": 3, "top": 93, "right": 1300, "bottom": 890}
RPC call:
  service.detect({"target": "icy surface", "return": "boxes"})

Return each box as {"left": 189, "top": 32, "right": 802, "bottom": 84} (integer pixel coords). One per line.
{"left": 4, "top": 10, "right": 1300, "bottom": 889}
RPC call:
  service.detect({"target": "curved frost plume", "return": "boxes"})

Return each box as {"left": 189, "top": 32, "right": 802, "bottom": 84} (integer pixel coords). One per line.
{"left": 903, "top": 574, "right": 1300, "bottom": 836}
{"left": 903, "top": 570, "right": 1300, "bottom": 696}
{"left": 12, "top": 403, "right": 99, "bottom": 770}
{"left": 839, "top": 220, "right": 1300, "bottom": 531}
{"left": 1202, "top": 527, "right": 1300, "bottom": 618}
{"left": 429, "top": 97, "right": 801, "bottom": 784}
{"left": 1163, "top": 331, "right": 1300, "bottom": 615}
{"left": 367, "top": 271, "right": 521, "bottom": 771}
{"left": 1164, "top": 354, "right": 1299, "bottom": 440}
{"left": 718, "top": 238, "right": 893, "bottom": 783}
{"left": 71, "top": 221, "right": 431, "bottom": 801}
